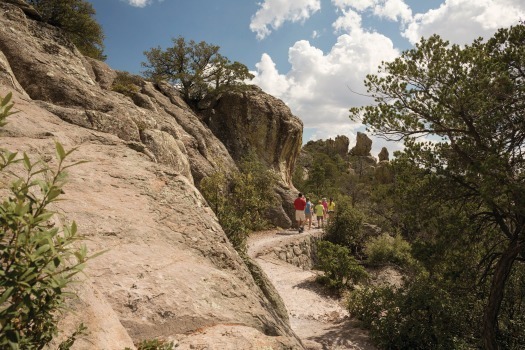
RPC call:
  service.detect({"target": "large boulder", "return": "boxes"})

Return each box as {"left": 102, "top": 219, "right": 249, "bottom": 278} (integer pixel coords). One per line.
{"left": 198, "top": 86, "right": 304, "bottom": 227}
{"left": 0, "top": 2, "right": 303, "bottom": 348}
{"left": 198, "top": 86, "right": 303, "bottom": 187}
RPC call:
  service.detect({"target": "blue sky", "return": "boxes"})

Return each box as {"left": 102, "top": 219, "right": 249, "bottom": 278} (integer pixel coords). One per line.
{"left": 87, "top": 0, "right": 525, "bottom": 156}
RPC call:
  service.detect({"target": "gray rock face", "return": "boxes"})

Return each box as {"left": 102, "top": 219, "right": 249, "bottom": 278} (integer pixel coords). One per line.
{"left": 199, "top": 86, "right": 304, "bottom": 228}
{"left": 199, "top": 86, "right": 303, "bottom": 187}
{"left": 349, "top": 132, "right": 372, "bottom": 157}
{"left": 0, "top": 2, "right": 303, "bottom": 349}
{"left": 0, "top": 2, "right": 237, "bottom": 186}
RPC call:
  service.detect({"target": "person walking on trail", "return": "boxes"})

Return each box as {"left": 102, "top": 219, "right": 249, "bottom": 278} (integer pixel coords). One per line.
{"left": 293, "top": 193, "right": 306, "bottom": 233}
{"left": 304, "top": 197, "right": 313, "bottom": 230}
{"left": 322, "top": 198, "right": 328, "bottom": 220}
{"left": 327, "top": 197, "right": 336, "bottom": 223}
{"left": 314, "top": 200, "right": 325, "bottom": 229}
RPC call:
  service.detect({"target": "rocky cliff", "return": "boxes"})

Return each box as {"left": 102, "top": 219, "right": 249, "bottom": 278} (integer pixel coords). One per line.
{"left": 0, "top": 1, "right": 303, "bottom": 348}
{"left": 198, "top": 87, "right": 303, "bottom": 228}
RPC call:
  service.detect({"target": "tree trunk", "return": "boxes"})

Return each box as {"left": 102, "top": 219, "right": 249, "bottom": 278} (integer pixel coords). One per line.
{"left": 482, "top": 238, "right": 522, "bottom": 349}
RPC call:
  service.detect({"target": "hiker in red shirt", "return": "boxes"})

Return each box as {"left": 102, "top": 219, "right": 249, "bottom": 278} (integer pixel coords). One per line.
{"left": 294, "top": 193, "right": 306, "bottom": 233}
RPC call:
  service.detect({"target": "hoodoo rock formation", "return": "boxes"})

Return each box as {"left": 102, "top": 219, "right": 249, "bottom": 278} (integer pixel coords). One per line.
{"left": 349, "top": 131, "right": 372, "bottom": 157}
{"left": 0, "top": 1, "right": 303, "bottom": 348}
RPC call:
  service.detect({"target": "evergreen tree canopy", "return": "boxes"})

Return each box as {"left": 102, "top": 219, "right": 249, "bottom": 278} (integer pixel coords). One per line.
{"left": 28, "top": 0, "right": 105, "bottom": 60}
{"left": 351, "top": 24, "right": 525, "bottom": 349}
{"left": 142, "top": 36, "right": 254, "bottom": 102}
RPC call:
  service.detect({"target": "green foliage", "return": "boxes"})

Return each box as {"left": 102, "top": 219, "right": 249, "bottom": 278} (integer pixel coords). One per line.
{"left": 349, "top": 24, "right": 525, "bottom": 348}
{"left": 495, "top": 265, "right": 525, "bottom": 348}
{"left": 28, "top": 0, "right": 105, "bottom": 60}
{"left": 200, "top": 154, "right": 278, "bottom": 253}
{"left": 142, "top": 36, "right": 254, "bottom": 102}
{"left": 111, "top": 71, "right": 143, "bottom": 98}
{"left": 348, "top": 276, "right": 478, "bottom": 350}
{"left": 324, "top": 196, "right": 365, "bottom": 256}
{"left": 365, "top": 233, "right": 415, "bottom": 269}
{"left": 294, "top": 149, "right": 351, "bottom": 199}
{"left": 0, "top": 95, "right": 90, "bottom": 349}
{"left": 0, "top": 93, "right": 16, "bottom": 128}
{"left": 316, "top": 240, "right": 368, "bottom": 292}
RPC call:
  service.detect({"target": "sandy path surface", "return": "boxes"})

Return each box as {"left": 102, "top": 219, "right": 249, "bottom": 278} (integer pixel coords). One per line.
{"left": 248, "top": 229, "right": 377, "bottom": 350}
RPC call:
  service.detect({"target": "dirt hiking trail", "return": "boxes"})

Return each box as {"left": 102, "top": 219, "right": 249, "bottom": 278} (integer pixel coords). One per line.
{"left": 248, "top": 228, "right": 377, "bottom": 350}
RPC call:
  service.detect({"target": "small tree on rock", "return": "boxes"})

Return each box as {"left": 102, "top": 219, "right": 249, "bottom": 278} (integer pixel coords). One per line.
{"left": 142, "top": 36, "right": 254, "bottom": 102}
{"left": 27, "top": 0, "right": 105, "bottom": 60}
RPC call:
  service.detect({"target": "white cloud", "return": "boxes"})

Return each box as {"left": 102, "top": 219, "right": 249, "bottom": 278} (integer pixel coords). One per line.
{"left": 403, "top": 0, "right": 525, "bottom": 45}
{"left": 373, "top": 0, "right": 412, "bottom": 23}
{"left": 250, "top": 0, "right": 321, "bottom": 40}
{"left": 251, "top": 0, "right": 525, "bottom": 154}
{"left": 333, "top": 8, "right": 363, "bottom": 33}
{"left": 250, "top": 8, "right": 400, "bottom": 155}
{"left": 250, "top": 54, "right": 291, "bottom": 97}
{"left": 332, "top": 0, "right": 412, "bottom": 23}
{"left": 122, "top": 0, "right": 165, "bottom": 7}
{"left": 332, "top": 0, "right": 375, "bottom": 12}
{"left": 124, "top": 0, "right": 152, "bottom": 7}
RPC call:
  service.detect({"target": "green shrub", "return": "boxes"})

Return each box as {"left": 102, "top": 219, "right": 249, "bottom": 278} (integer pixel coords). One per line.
{"left": 365, "top": 233, "right": 415, "bottom": 268}
{"left": 348, "top": 276, "right": 476, "bottom": 350}
{"left": 27, "top": 0, "right": 106, "bottom": 60}
{"left": 0, "top": 94, "right": 91, "bottom": 349}
{"left": 324, "top": 196, "right": 366, "bottom": 256}
{"left": 111, "top": 71, "right": 143, "bottom": 98}
{"left": 316, "top": 240, "right": 368, "bottom": 291}
{"left": 200, "top": 154, "right": 278, "bottom": 253}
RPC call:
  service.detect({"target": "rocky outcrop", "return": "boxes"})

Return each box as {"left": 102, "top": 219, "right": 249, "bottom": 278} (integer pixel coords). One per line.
{"left": 349, "top": 132, "right": 372, "bottom": 157}
{"left": 303, "top": 135, "right": 350, "bottom": 159}
{"left": 0, "top": 1, "right": 237, "bottom": 186}
{"left": 378, "top": 146, "right": 389, "bottom": 161}
{"left": 198, "top": 86, "right": 303, "bottom": 187}
{"left": 0, "top": 2, "right": 303, "bottom": 348}
{"left": 198, "top": 86, "right": 303, "bottom": 227}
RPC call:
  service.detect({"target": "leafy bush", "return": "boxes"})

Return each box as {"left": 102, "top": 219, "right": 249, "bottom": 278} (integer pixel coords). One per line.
{"left": 316, "top": 240, "right": 368, "bottom": 291}
{"left": 324, "top": 196, "right": 366, "bottom": 256}
{"left": 348, "top": 276, "right": 477, "bottom": 350}
{"left": 365, "top": 233, "right": 415, "bottom": 269}
{"left": 0, "top": 93, "right": 90, "bottom": 349}
{"left": 111, "top": 71, "right": 143, "bottom": 98}
{"left": 200, "top": 154, "right": 278, "bottom": 253}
